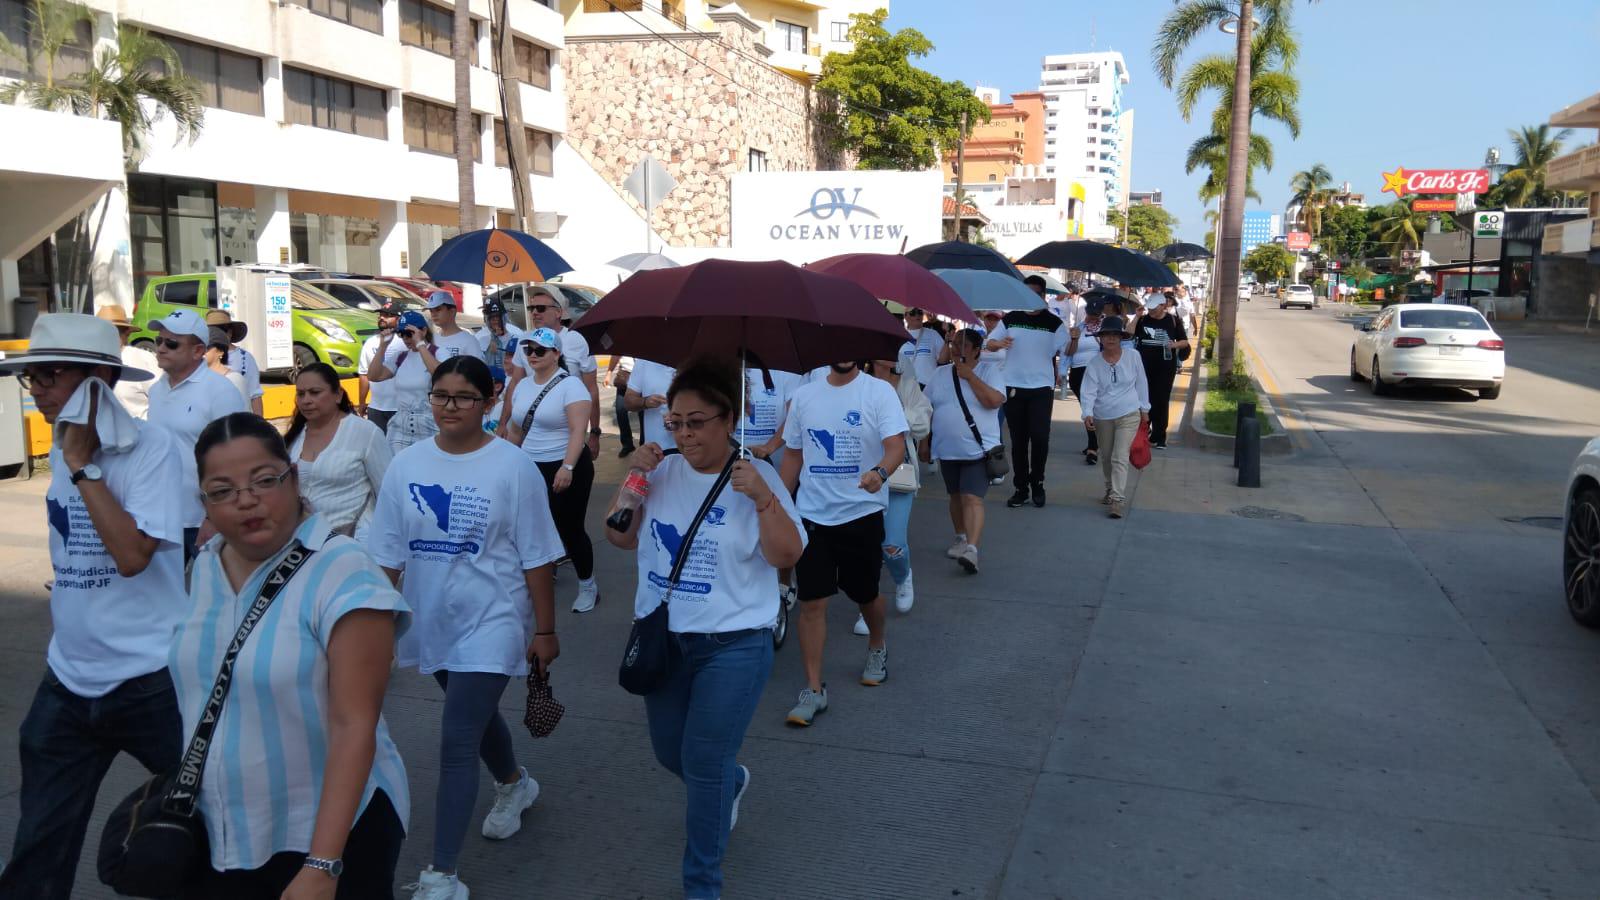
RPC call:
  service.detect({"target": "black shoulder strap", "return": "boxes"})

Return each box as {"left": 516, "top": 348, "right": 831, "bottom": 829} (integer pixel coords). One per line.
{"left": 668, "top": 451, "right": 738, "bottom": 586}
{"left": 164, "top": 540, "right": 317, "bottom": 816}
{"left": 951, "top": 366, "right": 988, "bottom": 453}
{"left": 518, "top": 372, "right": 570, "bottom": 441}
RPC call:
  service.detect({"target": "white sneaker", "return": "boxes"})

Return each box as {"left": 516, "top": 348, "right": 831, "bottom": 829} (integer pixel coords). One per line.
{"left": 945, "top": 538, "right": 968, "bottom": 559}
{"left": 731, "top": 764, "right": 751, "bottom": 831}
{"left": 989, "top": 475, "right": 1005, "bottom": 485}
{"left": 957, "top": 544, "right": 980, "bottom": 574}
{"left": 894, "top": 572, "right": 915, "bottom": 614}
{"left": 572, "top": 579, "right": 599, "bottom": 614}
{"left": 481, "top": 767, "right": 539, "bottom": 839}
{"left": 407, "top": 868, "right": 469, "bottom": 900}
{"left": 853, "top": 614, "right": 869, "bottom": 636}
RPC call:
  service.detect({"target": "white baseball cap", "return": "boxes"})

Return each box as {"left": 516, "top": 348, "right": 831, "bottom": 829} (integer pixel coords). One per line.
{"left": 150, "top": 308, "right": 210, "bottom": 342}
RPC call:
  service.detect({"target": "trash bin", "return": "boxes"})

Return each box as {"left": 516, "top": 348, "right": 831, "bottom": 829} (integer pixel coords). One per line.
{"left": 0, "top": 374, "right": 29, "bottom": 481}
{"left": 12, "top": 296, "right": 38, "bottom": 339}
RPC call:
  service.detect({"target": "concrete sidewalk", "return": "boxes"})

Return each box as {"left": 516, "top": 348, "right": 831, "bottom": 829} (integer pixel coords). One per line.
{"left": 3, "top": 398, "right": 1599, "bottom": 897}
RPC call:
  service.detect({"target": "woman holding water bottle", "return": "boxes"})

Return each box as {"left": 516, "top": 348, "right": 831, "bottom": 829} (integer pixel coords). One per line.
{"left": 604, "top": 355, "right": 805, "bottom": 900}
{"left": 1132, "top": 295, "right": 1189, "bottom": 450}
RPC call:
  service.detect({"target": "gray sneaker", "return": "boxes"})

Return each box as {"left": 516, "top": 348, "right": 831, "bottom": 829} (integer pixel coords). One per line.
{"left": 861, "top": 646, "right": 888, "bottom": 686}
{"left": 786, "top": 686, "right": 828, "bottom": 726}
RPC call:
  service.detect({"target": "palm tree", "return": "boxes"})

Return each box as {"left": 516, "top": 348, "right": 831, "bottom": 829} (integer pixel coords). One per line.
{"left": 453, "top": 0, "right": 475, "bottom": 232}
{"left": 1499, "top": 124, "right": 1574, "bottom": 208}
{"left": 1288, "top": 162, "right": 1333, "bottom": 236}
{"left": 1, "top": 0, "right": 203, "bottom": 311}
{"left": 1154, "top": 0, "right": 1297, "bottom": 378}
{"left": 1187, "top": 130, "right": 1272, "bottom": 205}
{"left": 1376, "top": 200, "right": 1425, "bottom": 262}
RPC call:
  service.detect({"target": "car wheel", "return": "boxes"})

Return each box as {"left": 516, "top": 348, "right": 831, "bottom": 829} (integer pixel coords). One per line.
{"left": 1350, "top": 349, "right": 1365, "bottom": 382}
{"left": 1478, "top": 385, "right": 1502, "bottom": 400}
{"left": 772, "top": 593, "right": 789, "bottom": 650}
{"left": 1370, "top": 357, "right": 1389, "bottom": 396}
{"left": 1565, "top": 487, "right": 1600, "bottom": 627}
{"left": 132, "top": 338, "right": 155, "bottom": 353}
{"left": 293, "top": 343, "right": 320, "bottom": 372}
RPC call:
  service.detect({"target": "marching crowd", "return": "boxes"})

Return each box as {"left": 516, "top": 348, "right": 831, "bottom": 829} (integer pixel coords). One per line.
{"left": 0, "top": 278, "right": 1196, "bottom": 900}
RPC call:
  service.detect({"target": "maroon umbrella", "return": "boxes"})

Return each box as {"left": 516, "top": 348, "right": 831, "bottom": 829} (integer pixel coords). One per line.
{"left": 807, "top": 253, "right": 977, "bottom": 323}
{"left": 574, "top": 258, "right": 910, "bottom": 374}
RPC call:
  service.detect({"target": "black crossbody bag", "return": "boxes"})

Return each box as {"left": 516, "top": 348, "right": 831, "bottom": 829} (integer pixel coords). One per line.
{"left": 618, "top": 453, "right": 737, "bottom": 696}
{"left": 952, "top": 367, "right": 1010, "bottom": 480}
{"left": 517, "top": 371, "right": 570, "bottom": 440}
{"left": 98, "top": 541, "right": 317, "bottom": 898}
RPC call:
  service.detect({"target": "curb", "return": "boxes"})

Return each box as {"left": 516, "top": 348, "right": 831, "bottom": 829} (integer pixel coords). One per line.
{"left": 1187, "top": 361, "right": 1292, "bottom": 456}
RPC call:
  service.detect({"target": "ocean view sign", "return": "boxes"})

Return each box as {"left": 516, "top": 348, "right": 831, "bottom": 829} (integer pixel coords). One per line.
{"left": 731, "top": 170, "right": 942, "bottom": 262}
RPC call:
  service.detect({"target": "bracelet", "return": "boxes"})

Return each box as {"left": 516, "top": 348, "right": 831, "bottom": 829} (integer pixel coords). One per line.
{"left": 535, "top": 630, "right": 556, "bottom": 636}
{"left": 756, "top": 494, "right": 777, "bottom": 513}
{"left": 589, "top": 428, "right": 603, "bottom": 435}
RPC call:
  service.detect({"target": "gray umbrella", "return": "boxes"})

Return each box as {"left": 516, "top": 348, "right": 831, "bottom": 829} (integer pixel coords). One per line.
{"left": 607, "top": 252, "right": 680, "bottom": 272}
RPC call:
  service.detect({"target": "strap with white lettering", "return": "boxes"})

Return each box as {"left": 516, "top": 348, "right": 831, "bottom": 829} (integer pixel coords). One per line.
{"left": 163, "top": 540, "right": 317, "bottom": 817}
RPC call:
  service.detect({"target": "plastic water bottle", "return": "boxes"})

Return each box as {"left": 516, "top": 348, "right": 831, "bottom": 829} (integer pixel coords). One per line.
{"left": 606, "top": 467, "right": 650, "bottom": 532}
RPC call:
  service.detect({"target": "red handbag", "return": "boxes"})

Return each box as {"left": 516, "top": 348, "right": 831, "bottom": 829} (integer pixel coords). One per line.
{"left": 1130, "top": 420, "right": 1152, "bottom": 470}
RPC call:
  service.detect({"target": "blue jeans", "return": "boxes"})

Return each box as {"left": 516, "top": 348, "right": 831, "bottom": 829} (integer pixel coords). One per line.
{"left": 882, "top": 488, "right": 913, "bottom": 585}
{"left": 644, "top": 629, "right": 774, "bottom": 899}
{"left": 0, "top": 668, "right": 182, "bottom": 900}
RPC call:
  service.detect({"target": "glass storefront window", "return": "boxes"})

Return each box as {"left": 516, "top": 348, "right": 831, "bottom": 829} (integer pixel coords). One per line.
{"left": 291, "top": 212, "right": 379, "bottom": 275}
{"left": 408, "top": 222, "right": 460, "bottom": 277}
{"left": 127, "top": 175, "right": 218, "bottom": 298}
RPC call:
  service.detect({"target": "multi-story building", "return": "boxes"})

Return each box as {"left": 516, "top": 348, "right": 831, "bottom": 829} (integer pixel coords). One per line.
{"left": 1539, "top": 89, "right": 1600, "bottom": 319}
{"left": 1240, "top": 210, "right": 1279, "bottom": 258}
{"left": 1, "top": 0, "right": 568, "bottom": 324}
{"left": 1036, "top": 51, "right": 1132, "bottom": 219}
{"left": 942, "top": 87, "right": 1042, "bottom": 190}
{"left": 1129, "top": 189, "right": 1162, "bottom": 207}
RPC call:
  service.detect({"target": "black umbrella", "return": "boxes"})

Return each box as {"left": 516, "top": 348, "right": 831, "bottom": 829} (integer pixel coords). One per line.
{"left": 905, "top": 241, "right": 1024, "bottom": 280}
{"left": 1155, "top": 242, "right": 1212, "bottom": 263}
{"left": 1015, "top": 240, "right": 1180, "bottom": 288}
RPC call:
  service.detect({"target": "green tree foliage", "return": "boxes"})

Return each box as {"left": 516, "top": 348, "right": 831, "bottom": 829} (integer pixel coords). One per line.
{"left": 817, "top": 10, "right": 991, "bottom": 171}
{"left": 1243, "top": 242, "right": 1296, "bottom": 283}
{"left": 1491, "top": 124, "right": 1575, "bottom": 208}
{"left": 1318, "top": 204, "right": 1372, "bottom": 260}
{"left": 1109, "top": 204, "right": 1180, "bottom": 252}
{"left": 1287, "top": 162, "right": 1332, "bottom": 236}
{"left": 1374, "top": 200, "right": 1426, "bottom": 261}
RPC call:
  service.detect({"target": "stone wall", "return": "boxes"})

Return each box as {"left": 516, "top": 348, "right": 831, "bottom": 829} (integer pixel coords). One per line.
{"left": 564, "top": 16, "right": 843, "bottom": 247}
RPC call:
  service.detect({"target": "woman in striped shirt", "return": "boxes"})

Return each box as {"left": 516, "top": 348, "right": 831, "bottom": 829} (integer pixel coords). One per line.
{"left": 288, "top": 362, "right": 392, "bottom": 541}
{"left": 172, "top": 412, "right": 410, "bottom": 898}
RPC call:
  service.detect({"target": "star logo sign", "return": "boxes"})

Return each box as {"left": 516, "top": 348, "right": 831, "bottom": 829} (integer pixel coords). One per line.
{"left": 1381, "top": 167, "right": 1409, "bottom": 197}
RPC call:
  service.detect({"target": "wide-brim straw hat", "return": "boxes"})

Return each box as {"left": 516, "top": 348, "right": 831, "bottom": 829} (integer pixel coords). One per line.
{"left": 204, "top": 308, "right": 248, "bottom": 342}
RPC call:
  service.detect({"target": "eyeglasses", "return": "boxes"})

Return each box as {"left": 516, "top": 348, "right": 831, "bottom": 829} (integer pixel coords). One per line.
{"left": 427, "top": 391, "right": 485, "bottom": 409}
{"left": 528, "top": 304, "right": 558, "bottom": 315}
{"left": 662, "top": 412, "right": 725, "bottom": 433}
{"left": 521, "top": 343, "right": 555, "bottom": 357}
{"left": 157, "top": 338, "right": 185, "bottom": 351}
{"left": 200, "top": 468, "right": 293, "bottom": 506}
{"left": 17, "top": 366, "right": 74, "bottom": 390}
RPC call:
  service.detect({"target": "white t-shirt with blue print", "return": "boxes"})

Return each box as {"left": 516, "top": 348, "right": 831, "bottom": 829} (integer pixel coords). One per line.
{"left": 782, "top": 372, "right": 909, "bottom": 526}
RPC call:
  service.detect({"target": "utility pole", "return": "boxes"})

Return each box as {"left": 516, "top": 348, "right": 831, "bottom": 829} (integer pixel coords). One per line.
{"left": 950, "top": 109, "right": 968, "bottom": 242}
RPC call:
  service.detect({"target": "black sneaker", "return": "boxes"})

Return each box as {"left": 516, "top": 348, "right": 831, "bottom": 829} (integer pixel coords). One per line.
{"left": 619, "top": 446, "right": 635, "bottom": 458}
{"left": 1031, "top": 483, "right": 1045, "bottom": 507}
{"left": 1153, "top": 441, "right": 1168, "bottom": 450}
{"left": 1006, "top": 489, "right": 1029, "bottom": 508}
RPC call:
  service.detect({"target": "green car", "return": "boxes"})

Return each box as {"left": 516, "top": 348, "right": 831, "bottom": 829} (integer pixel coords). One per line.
{"left": 130, "top": 273, "right": 379, "bottom": 376}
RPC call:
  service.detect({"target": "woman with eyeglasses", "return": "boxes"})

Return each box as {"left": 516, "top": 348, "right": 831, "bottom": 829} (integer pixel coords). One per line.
{"left": 174, "top": 413, "right": 410, "bottom": 898}
{"left": 604, "top": 355, "right": 805, "bottom": 900}
{"left": 366, "top": 311, "right": 440, "bottom": 453}
{"left": 368, "top": 356, "right": 564, "bottom": 900}
{"left": 1077, "top": 315, "right": 1149, "bottom": 519}
{"left": 506, "top": 328, "right": 600, "bottom": 615}
{"left": 287, "top": 362, "right": 392, "bottom": 541}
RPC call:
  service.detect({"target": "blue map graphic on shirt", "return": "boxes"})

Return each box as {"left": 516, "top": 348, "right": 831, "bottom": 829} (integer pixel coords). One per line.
{"left": 408, "top": 483, "right": 452, "bottom": 532}
{"left": 806, "top": 428, "right": 837, "bottom": 460}
{"left": 843, "top": 410, "right": 863, "bottom": 427}
{"left": 703, "top": 506, "right": 726, "bottom": 527}
{"left": 650, "top": 519, "right": 684, "bottom": 561}
{"left": 47, "top": 497, "right": 71, "bottom": 541}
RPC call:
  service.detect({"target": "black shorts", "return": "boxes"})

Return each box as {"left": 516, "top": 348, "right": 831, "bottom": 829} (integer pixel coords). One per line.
{"left": 796, "top": 513, "right": 885, "bottom": 605}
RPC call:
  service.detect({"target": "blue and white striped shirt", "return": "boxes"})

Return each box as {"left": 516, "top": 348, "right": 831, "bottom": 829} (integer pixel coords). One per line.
{"left": 169, "top": 515, "right": 412, "bottom": 871}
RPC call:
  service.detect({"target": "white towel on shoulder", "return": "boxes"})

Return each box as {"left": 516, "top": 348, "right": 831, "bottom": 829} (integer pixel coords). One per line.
{"left": 54, "top": 376, "right": 141, "bottom": 455}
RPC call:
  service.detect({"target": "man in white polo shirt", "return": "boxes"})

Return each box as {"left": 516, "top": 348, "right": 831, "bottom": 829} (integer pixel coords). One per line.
{"left": 145, "top": 307, "right": 247, "bottom": 560}
{"left": 0, "top": 314, "right": 187, "bottom": 900}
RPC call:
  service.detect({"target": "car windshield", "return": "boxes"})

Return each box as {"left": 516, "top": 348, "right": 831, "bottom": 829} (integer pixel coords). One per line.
{"left": 1399, "top": 309, "right": 1490, "bottom": 330}
{"left": 291, "top": 283, "right": 346, "bottom": 310}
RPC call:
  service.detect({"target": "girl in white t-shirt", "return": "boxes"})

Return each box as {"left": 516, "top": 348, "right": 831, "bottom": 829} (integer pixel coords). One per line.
{"left": 368, "top": 356, "right": 564, "bottom": 900}
{"left": 507, "top": 327, "right": 600, "bottom": 614}
{"left": 603, "top": 355, "right": 805, "bottom": 900}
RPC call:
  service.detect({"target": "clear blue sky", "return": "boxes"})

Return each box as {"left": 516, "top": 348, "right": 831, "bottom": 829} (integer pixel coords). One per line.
{"left": 892, "top": 0, "right": 1600, "bottom": 243}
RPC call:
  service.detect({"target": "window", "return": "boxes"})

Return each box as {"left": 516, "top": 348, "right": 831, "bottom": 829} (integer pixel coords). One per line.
{"left": 289, "top": 0, "right": 383, "bottom": 33}
{"left": 404, "top": 97, "right": 481, "bottom": 160}
{"left": 128, "top": 175, "right": 218, "bottom": 297}
{"left": 511, "top": 36, "right": 551, "bottom": 90}
{"left": 0, "top": 0, "right": 93, "bottom": 80}
{"left": 583, "top": 0, "right": 642, "bottom": 10}
{"left": 987, "top": 174, "right": 996, "bottom": 182}
{"left": 400, "top": 0, "right": 479, "bottom": 65}
{"left": 748, "top": 148, "right": 767, "bottom": 172}
{"left": 525, "top": 127, "right": 554, "bottom": 175}
{"left": 158, "top": 280, "right": 201, "bottom": 305}
{"left": 772, "top": 20, "right": 806, "bottom": 53}
{"left": 150, "top": 34, "right": 263, "bottom": 115}
{"left": 829, "top": 20, "right": 849, "bottom": 42}
{"left": 284, "top": 67, "right": 387, "bottom": 138}
{"left": 1399, "top": 309, "right": 1489, "bottom": 330}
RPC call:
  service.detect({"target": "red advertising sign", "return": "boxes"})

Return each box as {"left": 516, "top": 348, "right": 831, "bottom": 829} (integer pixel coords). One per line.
{"left": 1286, "top": 231, "right": 1311, "bottom": 250}
{"left": 1412, "top": 198, "right": 1458, "bottom": 212}
{"left": 1380, "top": 167, "right": 1491, "bottom": 197}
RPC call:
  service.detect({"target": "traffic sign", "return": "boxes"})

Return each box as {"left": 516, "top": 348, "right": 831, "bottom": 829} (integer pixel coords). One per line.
{"left": 1473, "top": 210, "right": 1505, "bottom": 239}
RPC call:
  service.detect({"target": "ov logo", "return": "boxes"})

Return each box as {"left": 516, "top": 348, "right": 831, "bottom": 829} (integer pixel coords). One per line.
{"left": 797, "top": 188, "right": 878, "bottom": 221}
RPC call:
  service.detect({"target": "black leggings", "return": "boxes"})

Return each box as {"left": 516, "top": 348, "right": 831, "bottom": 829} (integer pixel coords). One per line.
{"left": 1067, "top": 367, "right": 1097, "bottom": 452}
{"left": 1145, "top": 361, "right": 1178, "bottom": 444}
{"left": 182, "top": 790, "right": 404, "bottom": 899}
{"left": 536, "top": 448, "right": 595, "bottom": 579}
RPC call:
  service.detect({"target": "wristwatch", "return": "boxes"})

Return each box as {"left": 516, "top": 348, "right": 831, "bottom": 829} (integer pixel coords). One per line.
{"left": 562, "top": 463, "right": 576, "bottom": 472}
{"left": 871, "top": 465, "right": 890, "bottom": 482}
{"left": 303, "top": 856, "right": 343, "bottom": 878}
{"left": 70, "top": 463, "right": 103, "bottom": 485}
{"left": 589, "top": 428, "right": 603, "bottom": 435}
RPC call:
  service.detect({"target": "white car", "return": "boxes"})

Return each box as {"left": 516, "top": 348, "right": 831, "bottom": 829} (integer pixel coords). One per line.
{"left": 1567, "top": 438, "right": 1600, "bottom": 626}
{"left": 1281, "top": 284, "right": 1315, "bottom": 309}
{"left": 1238, "top": 282, "right": 1253, "bottom": 301}
{"left": 1349, "top": 303, "right": 1504, "bottom": 400}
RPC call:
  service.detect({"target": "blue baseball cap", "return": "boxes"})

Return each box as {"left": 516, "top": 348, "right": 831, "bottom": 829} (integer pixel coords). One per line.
{"left": 501, "top": 334, "right": 520, "bottom": 354}
{"left": 398, "top": 310, "right": 428, "bottom": 332}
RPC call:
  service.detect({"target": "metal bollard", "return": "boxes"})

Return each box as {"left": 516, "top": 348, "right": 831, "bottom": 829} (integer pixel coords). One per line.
{"left": 1232, "top": 401, "right": 1257, "bottom": 468}
{"left": 1237, "top": 416, "right": 1262, "bottom": 488}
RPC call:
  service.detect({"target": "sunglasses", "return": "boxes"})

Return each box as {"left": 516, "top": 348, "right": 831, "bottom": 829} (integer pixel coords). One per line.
{"left": 521, "top": 343, "right": 556, "bottom": 357}
{"left": 157, "top": 337, "right": 186, "bottom": 351}
{"left": 662, "top": 412, "right": 725, "bottom": 433}
{"left": 528, "top": 304, "right": 558, "bottom": 315}
{"left": 17, "top": 366, "right": 74, "bottom": 390}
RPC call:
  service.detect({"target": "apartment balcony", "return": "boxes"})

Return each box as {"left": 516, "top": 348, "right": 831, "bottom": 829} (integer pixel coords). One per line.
{"left": 1548, "top": 145, "right": 1600, "bottom": 192}
{"left": 1541, "top": 217, "right": 1600, "bottom": 256}
{"left": 764, "top": 39, "right": 822, "bottom": 78}
{"left": 1550, "top": 90, "right": 1600, "bottom": 128}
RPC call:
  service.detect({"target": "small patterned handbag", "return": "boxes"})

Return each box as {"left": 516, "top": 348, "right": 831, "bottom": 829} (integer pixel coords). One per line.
{"left": 523, "top": 667, "right": 565, "bottom": 739}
